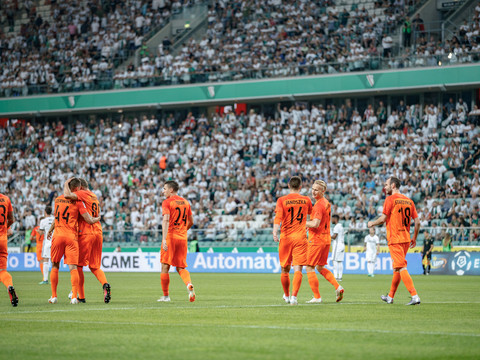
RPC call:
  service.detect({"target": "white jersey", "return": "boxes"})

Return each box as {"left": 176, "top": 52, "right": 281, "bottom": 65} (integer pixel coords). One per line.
{"left": 39, "top": 216, "right": 55, "bottom": 259}
{"left": 364, "top": 234, "right": 379, "bottom": 262}
{"left": 331, "top": 223, "right": 345, "bottom": 261}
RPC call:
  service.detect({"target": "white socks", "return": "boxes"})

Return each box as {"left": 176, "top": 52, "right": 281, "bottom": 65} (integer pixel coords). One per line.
{"left": 43, "top": 261, "right": 50, "bottom": 281}
{"left": 367, "top": 262, "right": 374, "bottom": 276}
{"left": 334, "top": 261, "right": 344, "bottom": 279}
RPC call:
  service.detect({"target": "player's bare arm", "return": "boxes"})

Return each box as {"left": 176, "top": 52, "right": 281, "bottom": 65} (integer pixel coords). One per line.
{"left": 7, "top": 227, "right": 13, "bottom": 237}
{"left": 332, "top": 232, "right": 338, "bottom": 240}
{"left": 162, "top": 214, "right": 170, "bottom": 251}
{"left": 81, "top": 212, "right": 101, "bottom": 225}
{"left": 306, "top": 218, "right": 321, "bottom": 228}
{"left": 47, "top": 222, "right": 55, "bottom": 239}
{"left": 63, "top": 177, "right": 78, "bottom": 200}
{"left": 272, "top": 223, "right": 280, "bottom": 243}
{"left": 410, "top": 217, "right": 421, "bottom": 249}
{"left": 367, "top": 214, "right": 387, "bottom": 228}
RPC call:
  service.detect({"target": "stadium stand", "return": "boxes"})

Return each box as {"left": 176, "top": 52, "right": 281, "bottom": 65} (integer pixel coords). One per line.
{"left": 1, "top": 0, "right": 479, "bottom": 95}
{"left": 1, "top": 99, "right": 479, "bottom": 248}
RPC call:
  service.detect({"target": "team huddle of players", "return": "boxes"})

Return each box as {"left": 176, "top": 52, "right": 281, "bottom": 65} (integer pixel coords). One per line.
{"left": 0, "top": 175, "right": 421, "bottom": 307}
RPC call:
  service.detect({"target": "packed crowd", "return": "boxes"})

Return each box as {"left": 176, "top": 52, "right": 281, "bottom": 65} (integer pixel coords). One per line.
{"left": 1, "top": 0, "right": 439, "bottom": 95}
{"left": 1, "top": 96, "right": 479, "bottom": 245}
{"left": 0, "top": 0, "right": 192, "bottom": 97}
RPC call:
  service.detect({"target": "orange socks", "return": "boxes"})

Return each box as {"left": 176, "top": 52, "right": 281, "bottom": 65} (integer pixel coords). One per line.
{"left": 292, "top": 271, "right": 302, "bottom": 296}
{"left": 77, "top": 267, "right": 85, "bottom": 299}
{"left": 40, "top": 262, "right": 44, "bottom": 276}
{"left": 388, "top": 271, "right": 401, "bottom": 298}
{"left": 70, "top": 269, "right": 79, "bottom": 300}
{"left": 307, "top": 272, "right": 321, "bottom": 299}
{"left": 90, "top": 268, "right": 108, "bottom": 286}
{"left": 0, "top": 270, "right": 13, "bottom": 288}
{"left": 161, "top": 273, "right": 170, "bottom": 296}
{"left": 320, "top": 268, "right": 339, "bottom": 289}
{"left": 178, "top": 269, "right": 192, "bottom": 286}
{"left": 281, "top": 273, "right": 290, "bottom": 297}
{"left": 50, "top": 267, "right": 59, "bottom": 298}
{"left": 400, "top": 269, "right": 417, "bottom": 296}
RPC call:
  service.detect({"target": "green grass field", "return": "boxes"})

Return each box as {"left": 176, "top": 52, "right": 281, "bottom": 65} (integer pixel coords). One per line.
{"left": 1, "top": 272, "right": 479, "bottom": 360}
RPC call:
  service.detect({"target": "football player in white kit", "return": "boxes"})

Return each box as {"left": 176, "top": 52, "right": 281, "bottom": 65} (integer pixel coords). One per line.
{"left": 37, "top": 206, "right": 55, "bottom": 284}
{"left": 364, "top": 227, "right": 380, "bottom": 277}
{"left": 331, "top": 214, "right": 345, "bottom": 281}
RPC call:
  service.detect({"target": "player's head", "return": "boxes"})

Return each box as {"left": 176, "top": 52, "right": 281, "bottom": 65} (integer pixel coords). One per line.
{"left": 384, "top": 176, "right": 401, "bottom": 195}
{"left": 163, "top": 180, "right": 179, "bottom": 198}
{"left": 69, "top": 178, "right": 81, "bottom": 191}
{"left": 79, "top": 178, "right": 89, "bottom": 189}
{"left": 45, "top": 205, "right": 52, "bottom": 215}
{"left": 311, "top": 180, "right": 326, "bottom": 199}
{"left": 332, "top": 214, "right": 339, "bottom": 224}
{"left": 369, "top": 227, "right": 375, "bottom": 236}
{"left": 288, "top": 176, "right": 302, "bottom": 191}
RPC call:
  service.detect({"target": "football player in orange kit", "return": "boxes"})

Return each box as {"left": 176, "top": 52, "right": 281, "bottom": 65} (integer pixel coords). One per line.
{"left": 47, "top": 178, "right": 100, "bottom": 304}
{"left": 273, "top": 176, "right": 312, "bottom": 305}
{"left": 64, "top": 177, "right": 111, "bottom": 303}
{"left": 0, "top": 192, "right": 19, "bottom": 306}
{"left": 158, "top": 180, "right": 195, "bottom": 303}
{"left": 31, "top": 224, "right": 46, "bottom": 284}
{"left": 368, "top": 176, "right": 421, "bottom": 305}
{"left": 305, "top": 180, "right": 344, "bottom": 303}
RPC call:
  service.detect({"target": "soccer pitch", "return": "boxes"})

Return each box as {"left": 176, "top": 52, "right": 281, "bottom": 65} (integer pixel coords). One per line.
{"left": 1, "top": 272, "right": 479, "bottom": 360}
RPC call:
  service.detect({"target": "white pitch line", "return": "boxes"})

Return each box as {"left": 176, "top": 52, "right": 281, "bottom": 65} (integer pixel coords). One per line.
{"left": 3, "top": 318, "right": 480, "bottom": 338}
{"left": 1, "top": 300, "right": 480, "bottom": 315}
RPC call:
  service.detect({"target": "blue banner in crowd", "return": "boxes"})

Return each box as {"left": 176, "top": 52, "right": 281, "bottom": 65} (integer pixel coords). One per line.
{"left": 6, "top": 252, "right": 425, "bottom": 275}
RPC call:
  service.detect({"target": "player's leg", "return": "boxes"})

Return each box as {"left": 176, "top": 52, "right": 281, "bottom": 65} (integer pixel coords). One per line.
{"left": 337, "top": 260, "right": 344, "bottom": 280}
{"left": 77, "top": 266, "right": 86, "bottom": 301}
{"left": 49, "top": 263, "right": 59, "bottom": 303}
{"left": 396, "top": 243, "right": 420, "bottom": 304}
{"left": 421, "top": 253, "right": 426, "bottom": 275}
{"left": 0, "top": 261, "right": 18, "bottom": 307}
{"left": 175, "top": 240, "right": 195, "bottom": 302}
{"left": 305, "top": 244, "right": 321, "bottom": 302}
{"left": 68, "top": 264, "right": 80, "bottom": 304}
{"left": 426, "top": 255, "right": 431, "bottom": 274}
{"left": 49, "top": 237, "right": 63, "bottom": 303}
{"left": 279, "top": 240, "right": 293, "bottom": 301}
{"left": 290, "top": 241, "right": 307, "bottom": 305}
{"left": 42, "top": 259, "right": 50, "bottom": 283}
{"left": 64, "top": 238, "right": 80, "bottom": 304}
{"left": 159, "top": 240, "right": 172, "bottom": 301}
{"left": 89, "top": 234, "right": 110, "bottom": 303}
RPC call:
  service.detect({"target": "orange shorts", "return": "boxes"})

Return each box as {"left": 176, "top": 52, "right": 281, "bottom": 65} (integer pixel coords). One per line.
{"left": 0, "top": 238, "right": 7, "bottom": 269}
{"left": 88, "top": 232, "right": 103, "bottom": 269}
{"left": 307, "top": 242, "right": 330, "bottom": 267}
{"left": 77, "top": 234, "right": 93, "bottom": 267}
{"left": 36, "top": 239, "right": 43, "bottom": 261}
{"left": 51, "top": 234, "right": 79, "bottom": 265}
{"left": 278, "top": 238, "right": 307, "bottom": 267}
{"left": 161, "top": 237, "right": 187, "bottom": 268}
{"left": 388, "top": 242, "right": 410, "bottom": 269}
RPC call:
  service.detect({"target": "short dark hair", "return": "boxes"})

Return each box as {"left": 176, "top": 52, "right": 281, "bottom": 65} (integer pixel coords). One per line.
{"left": 69, "top": 178, "right": 81, "bottom": 190}
{"left": 165, "top": 180, "right": 179, "bottom": 192}
{"left": 389, "top": 176, "right": 401, "bottom": 189}
{"left": 332, "top": 214, "right": 339, "bottom": 221}
{"left": 45, "top": 205, "right": 52, "bottom": 215}
{"left": 288, "top": 176, "right": 302, "bottom": 190}
{"left": 79, "top": 178, "right": 89, "bottom": 189}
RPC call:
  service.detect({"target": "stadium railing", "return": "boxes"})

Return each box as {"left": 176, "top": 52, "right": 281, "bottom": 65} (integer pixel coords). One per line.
{"left": 9, "top": 227, "right": 480, "bottom": 252}
{"left": 2, "top": 51, "right": 479, "bottom": 98}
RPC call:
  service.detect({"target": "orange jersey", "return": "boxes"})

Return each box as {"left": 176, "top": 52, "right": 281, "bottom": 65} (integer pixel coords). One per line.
{"left": 75, "top": 189, "right": 102, "bottom": 235}
{"left": 53, "top": 195, "right": 79, "bottom": 238}
{"left": 308, "top": 197, "right": 331, "bottom": 245}
{"left": 383, "top": 193, "right": 418, "bottom": 245}
{"left": 274, "top": 193, "right": 312, "bottom": 241}
{"left": 0, "top": 193, "right": 13, "bottom": 239}
{"left": 162, "top": 195, "right": 192, "bottom": 240}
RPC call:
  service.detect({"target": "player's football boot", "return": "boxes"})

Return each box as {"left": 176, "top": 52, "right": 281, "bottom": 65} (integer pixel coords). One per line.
{"left": 103, "top": 283, "right": 111, "bottom": 303}
{"left": 8, "top": 286, "right": 18, "bottom": 307}
{"left": 306, "top": 297, "right": 322, "bottom": 304}
{"left": 38, "top": 280, "right": 49, "bottom": 285}
{"left": 78, "top": 298, "right": 86, "bottom": 303}
{"left": 48, "top": 296, "right": 58, "bottom": 304}
{"left": 187, "top": 283, "right": 195, "bottom": 302}
{"left": 406, "top": 295, "right": 421, "bottom": 306}
{"left": 335, "top": 286, "right": 344, "bottom": 302}
{"left": 381, "top": 294, "right": 394, "bottom": 304}
{"left": 283, "top": 294, "right": 290, "bottom": 304}
{"left": 289, "top": 296, "right": 298, "bottom": 305}
{"left": 157, "top": 296, "right": 171, "bottom": 302}
{"left": 70, "top": 298, "right": 78, "bottom": 304}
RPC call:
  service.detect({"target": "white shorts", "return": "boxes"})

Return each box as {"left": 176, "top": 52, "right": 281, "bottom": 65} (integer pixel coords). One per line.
{"left": 366, "top": 251, "right": 377, "bottom": 262}
{"left": 42, "top": 239, "right": 52, "bottom": 259}
{"left": 331, "top": 242, "right": 345, "bottom": 262}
